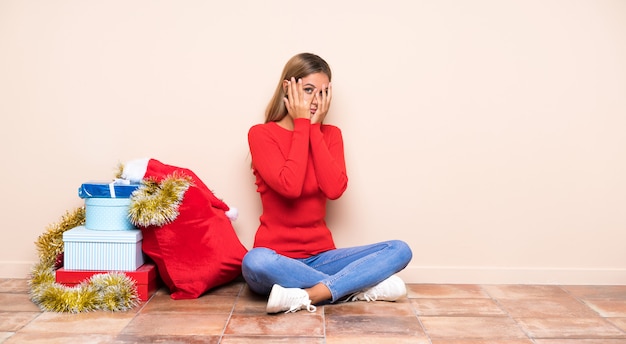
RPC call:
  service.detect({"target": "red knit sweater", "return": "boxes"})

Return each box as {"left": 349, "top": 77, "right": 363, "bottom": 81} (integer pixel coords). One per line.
{"left": 248, "top": 118, "right": 348, "bottom": 258}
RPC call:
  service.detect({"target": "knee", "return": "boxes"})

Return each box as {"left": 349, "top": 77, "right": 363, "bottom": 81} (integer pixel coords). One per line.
{"left": 242, "top": 247, "right": 276, "bottom": 275}
{"left": 390, "top": 240, "right": 413, "bottom": 265}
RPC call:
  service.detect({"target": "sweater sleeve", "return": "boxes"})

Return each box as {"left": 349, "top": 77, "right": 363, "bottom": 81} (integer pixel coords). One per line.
{"left": 309, "top": 124, "right": 348, "bottom": 200}
{"left": 248, "top": 119, "right": 311, "bottom": 198}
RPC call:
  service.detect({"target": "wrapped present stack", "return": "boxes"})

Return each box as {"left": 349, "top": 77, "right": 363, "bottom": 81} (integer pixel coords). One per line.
{"left": 54, "top": 180, "right": 160, "bottom": 301}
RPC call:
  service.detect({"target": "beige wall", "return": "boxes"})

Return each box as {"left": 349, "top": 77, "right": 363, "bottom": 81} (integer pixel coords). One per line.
{"left": 1, "top": 0, "right": 625, "bottom": 284}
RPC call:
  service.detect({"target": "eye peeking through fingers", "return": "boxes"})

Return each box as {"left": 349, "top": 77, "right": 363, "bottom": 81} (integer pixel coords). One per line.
{"left": 303, "top": 87, "right": 315, "bottom": 94}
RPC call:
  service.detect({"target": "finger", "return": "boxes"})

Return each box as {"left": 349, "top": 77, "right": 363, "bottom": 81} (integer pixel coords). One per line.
{"left": 322, "top": 84, "right": 332, "bottom": 113}
{"left": 317, "top": 84, "right": 328, "bottom": 112}
{"left": 296, "top": 78, "right": 306, "bottom": 105}
{"left": 326, "top": 82, "right": 333, "bottom": 104}
{"left": 287, "top": 78, "right": 296, "bottom": 102}
{"left": 320, "top": 84, "right": 328, "bottom": 104}
{"left": 283, "top": 96, "right": 291, "bottom": 111}
{"left": 288, "top": 78, "right": 301, "bottom": 106}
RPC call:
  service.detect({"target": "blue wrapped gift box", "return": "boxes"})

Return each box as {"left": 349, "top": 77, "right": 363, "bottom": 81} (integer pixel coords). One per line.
{"left": 78, "top": 180, "right": 140, "bottom": 199}
{"left": 79, "top": 180, "right": 140, "bottom": 230}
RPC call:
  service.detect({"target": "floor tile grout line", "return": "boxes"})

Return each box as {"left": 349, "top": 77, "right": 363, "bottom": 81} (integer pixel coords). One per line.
{"left": 408, "top": 297, "right": 434, "bottom": 343}
{"left": 560, "top": 285, "right": 626, "bottom": 336}
{"left": 321, "top": 305, "right": 327, "bottom": 343}
{"left": 489, "top": 292, "right": 535, "bottom": 341}
{"left": 413, "top": 284, "right": 536, "bottom": 341}
{"left": 217, "top": 282, "right": 244, "bottom": 341}
{"left": 561, "top": 285, "right": 626, "bottom": 335}
{"left": 114, "top": 292, "right": 153, "bottom": 339}
{"left": 559, "top": 284, "right": 611, "bottom": 319}
{"left": 494, "top": 284, "right": 626, "bottom": 340}
{"left": 600, "top": 315, "right": 626, "bottom": 336}
{"left": 15, "top": 309, "right": 44, "bottom": 335}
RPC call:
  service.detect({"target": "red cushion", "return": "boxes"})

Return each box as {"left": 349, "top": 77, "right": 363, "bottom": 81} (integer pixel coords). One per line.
{"left": 134, "top": 159, "right": 248, "bottom": 299}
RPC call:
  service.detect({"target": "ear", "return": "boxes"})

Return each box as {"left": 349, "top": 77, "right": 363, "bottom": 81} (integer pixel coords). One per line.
{"left": 282, "top": 79, "right": 289, "bottom": 94}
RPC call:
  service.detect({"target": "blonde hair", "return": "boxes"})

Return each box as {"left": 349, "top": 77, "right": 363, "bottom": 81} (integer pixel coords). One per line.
{"left": 264, "top": 53, "right": 332, "bottom": 123}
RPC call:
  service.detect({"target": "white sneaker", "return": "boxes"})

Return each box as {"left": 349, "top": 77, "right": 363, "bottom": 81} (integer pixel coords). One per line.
{"left": 350, "top": 275, "right": 407, "bottom": 302}
{"left": 266, "top": 284, "right": 317, "bottom": 314}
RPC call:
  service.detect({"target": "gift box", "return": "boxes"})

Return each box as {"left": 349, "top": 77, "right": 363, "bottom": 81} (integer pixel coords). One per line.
{"left": 78, "top": 180, "right": 141, "bottom": 199}
{"left": 79, "top": 180, "right": 139, "bottom": 231}
{"left": 84, "top": 197, "right": 136, "bottom": 231}
{"left": 55, "top": 263, "right": 160, "bottom": 301}
{"left": 63, "top": 226, "right": 144, "bottom": 271}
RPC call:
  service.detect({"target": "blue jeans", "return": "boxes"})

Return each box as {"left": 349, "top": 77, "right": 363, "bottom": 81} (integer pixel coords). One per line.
{"left": 241, "top": 240, "right": 413, "bottom": 303}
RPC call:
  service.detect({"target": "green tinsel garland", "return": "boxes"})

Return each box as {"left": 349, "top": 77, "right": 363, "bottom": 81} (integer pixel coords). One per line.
{"left": 29, "top": 207, "right": 139, "bottom": 313}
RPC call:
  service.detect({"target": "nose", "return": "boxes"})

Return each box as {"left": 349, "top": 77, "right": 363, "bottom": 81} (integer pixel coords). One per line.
{"left": 311, "top": 94, "right": 318, "bottom": 105}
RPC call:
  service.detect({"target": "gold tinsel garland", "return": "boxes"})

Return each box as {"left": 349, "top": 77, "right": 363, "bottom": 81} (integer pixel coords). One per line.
{"left": 29, "top": 207, "right": 139, "bottom": 313}
{"left": 127, "top": 173, "right": 191, "bottom": 227}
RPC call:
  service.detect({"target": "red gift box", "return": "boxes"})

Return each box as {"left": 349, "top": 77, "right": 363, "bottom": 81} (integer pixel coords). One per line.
{"left": 55, "top": 263, "right": 160, "bottom": 301}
